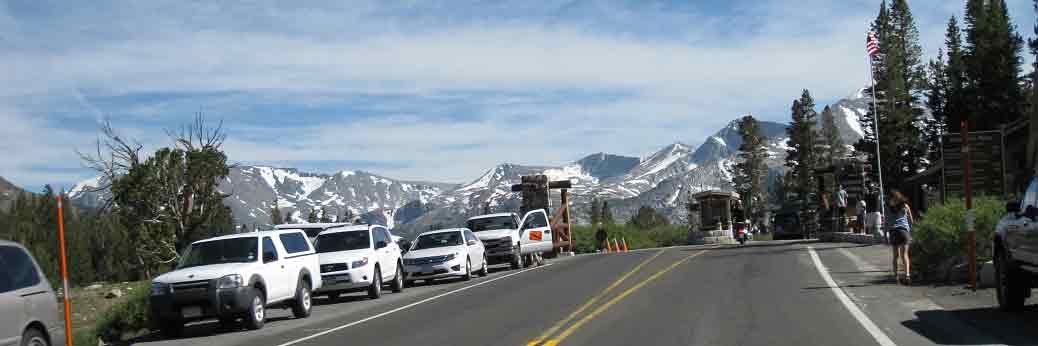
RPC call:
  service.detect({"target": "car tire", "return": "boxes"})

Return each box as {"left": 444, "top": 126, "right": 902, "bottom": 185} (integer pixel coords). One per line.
{"left": 523, "top": 254, "right": 534, "bottom": 268}
{"left": 510, "top": 246, "right": 523, "bottom": 270}
{"left": 390, "top": 265, "right": 404, "bottom": 293}
{"left": 291, "top": 279, "right": 312, "bottom": 318}
{"left": 159, "top": 320, "right": 184, "bottom": 338}
{"left": 21, "top": 327, "right": 49, "bottom": 346}
{"left": 368, "top": 267, "right": 383, "bottom": 299}
{"left": 534, "top": 253, "right": 545, "bottom": 266}
{"left": 463, "top": 258, "right": 473, "bottom": 281}
{"left": 995, "top": 248, "right": 1028, "bottom": 311}
{"left": 479, "top": 255, "right": 489, "bottom": 277}
{"left": 243, "top": 288, "right": 266, "bottom": 330}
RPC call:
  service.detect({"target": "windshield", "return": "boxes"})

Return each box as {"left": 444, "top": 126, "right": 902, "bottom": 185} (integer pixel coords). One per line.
{"left": 412, "top": 232, "right": 463, "bottom": 250}
{"left": 467, "top": 216, "right": 517, "bottom": 232}
{"left": 315, "top": 231, "right": 370, "bottom": 253}
{"left": 177, "top": 237, "right": 258, "bottom": 269}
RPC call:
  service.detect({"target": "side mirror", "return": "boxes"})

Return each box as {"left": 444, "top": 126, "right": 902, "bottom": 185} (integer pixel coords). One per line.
{"left": 1007, "top": 201, "right": 1021, "bottom": 214}
{"left": 467, "top": 240, "right": 478, "bottom": 246}
{"left": 376, "top": 241, "right": 388, "bottom": 249}
{"left": 263, "top": 252, "right": 277, "bottom": 263}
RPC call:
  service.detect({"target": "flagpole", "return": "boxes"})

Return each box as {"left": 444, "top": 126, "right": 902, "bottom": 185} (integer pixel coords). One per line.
{"left": 868, "top": 52, "right": 886, "bottom": 227}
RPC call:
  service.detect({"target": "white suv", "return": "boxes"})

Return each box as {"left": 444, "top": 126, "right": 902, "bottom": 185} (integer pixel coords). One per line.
{"left": 150, "top": 230, "right": 322, "bottom": 336}
{"left": 314, "top": 224, "right": 404, "bottom": 300}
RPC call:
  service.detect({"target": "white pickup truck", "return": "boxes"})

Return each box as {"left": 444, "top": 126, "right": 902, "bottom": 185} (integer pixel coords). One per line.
{"left": 465, "top": 209, "right": 555, "bottom": 269}
{"left": 150, "top": 229, "right": 322, "bottom": 336}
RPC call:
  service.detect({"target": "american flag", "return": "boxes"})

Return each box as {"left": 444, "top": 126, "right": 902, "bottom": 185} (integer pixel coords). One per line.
{"left": 866, "top": 32, "right": 880, "bottom": 57}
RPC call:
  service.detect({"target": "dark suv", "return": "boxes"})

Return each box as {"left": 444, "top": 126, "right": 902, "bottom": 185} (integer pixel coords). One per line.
{"left": 994, "top": 176, "right": 1038, "bottom": 310}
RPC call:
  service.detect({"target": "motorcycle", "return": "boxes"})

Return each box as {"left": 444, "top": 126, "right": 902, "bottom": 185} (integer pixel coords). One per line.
{"left": 734, "top": 222, "right": 750, "bottom": 245}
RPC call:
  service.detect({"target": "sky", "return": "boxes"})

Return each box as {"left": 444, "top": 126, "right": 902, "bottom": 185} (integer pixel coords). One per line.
{"left": 1, "top": 0, "right": 1035, "bottom": 191}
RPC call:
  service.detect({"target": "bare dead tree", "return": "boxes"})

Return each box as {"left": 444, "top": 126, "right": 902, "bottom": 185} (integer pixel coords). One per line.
{"left": 76, "top": 120, "right": 144, "bottom": 211}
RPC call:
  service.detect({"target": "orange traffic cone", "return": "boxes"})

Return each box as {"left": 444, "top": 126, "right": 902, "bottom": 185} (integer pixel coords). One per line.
{"left": 613, "top": 238, "right": 621, "bottom": 254}
{"left": 622, "top": 237, "right": 629, "bottom": 252}
{"left": 606, "top": 240, "right": 613, "bottom": 253}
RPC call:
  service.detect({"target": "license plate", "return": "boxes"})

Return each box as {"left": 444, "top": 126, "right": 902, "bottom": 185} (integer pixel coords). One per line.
{"left": 331, "top": 275, "right": 349, "bottom": 282}
{"left": 181, "top": 306, "right": 202, "bottom": 319}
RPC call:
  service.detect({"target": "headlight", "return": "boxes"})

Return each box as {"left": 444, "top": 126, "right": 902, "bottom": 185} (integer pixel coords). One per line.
{"left": 351, "top": 257, "right": 369, "bottom": 268}
{"left": 150, "top": 282, "right": 169, "bottom": 296}
{"left": 445, "top": 253, "right": 457, "bottom": 261}
{"left": 217, "top": 274, "right": 243, "bottom": 289}
{"left": 402, "top": 258, "right": 416, "bottom": 265}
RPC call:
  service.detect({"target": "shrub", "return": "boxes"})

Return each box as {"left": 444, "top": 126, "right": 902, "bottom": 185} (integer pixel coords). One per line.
{"left": 570, "top": 224, "right": 688, "bottom": 253}
{"left": 911, "top": 196, "right": 1005, "bottom": 282}
{"left": 92, "top": 281, "right": 153, "bottom": 342}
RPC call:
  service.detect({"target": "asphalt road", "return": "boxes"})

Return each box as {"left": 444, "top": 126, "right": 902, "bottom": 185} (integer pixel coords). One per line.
{"left": 132, "top": 241, "right": 982, "bottom": 346}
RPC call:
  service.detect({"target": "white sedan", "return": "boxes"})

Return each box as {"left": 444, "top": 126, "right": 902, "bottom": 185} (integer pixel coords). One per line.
{"left": 402, "top": 228, "right": 488, "bottom": 285}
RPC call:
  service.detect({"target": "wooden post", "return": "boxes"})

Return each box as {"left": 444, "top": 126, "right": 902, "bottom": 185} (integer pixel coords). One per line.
{"left": 963, "top": 119, "right": 977, "bottom": 291}
{"left": 56, "top": 195, "right": 73, "bottom": 346}
{"left": 561, "top": 189, "right": 571, "bottom": 252}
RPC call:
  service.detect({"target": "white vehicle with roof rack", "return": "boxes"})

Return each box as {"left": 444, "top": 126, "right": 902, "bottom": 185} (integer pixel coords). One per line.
{"left": 149, "top": 229, "right": 321, "bottom": 336}
{"left": 313, "top": 224, "right": 404, "bottom": 300}
{"left": 402, "top": 228, "right": 487, "bottom": 285}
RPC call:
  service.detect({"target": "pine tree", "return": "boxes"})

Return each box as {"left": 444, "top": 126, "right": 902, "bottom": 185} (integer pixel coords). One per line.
{"left": 589, "top": 198, "right": 602, "bottom": 226}
{"left": 787, "top": 91, "right": 819, "bottom": 215}
{"left": 856, "top": 0, "right": 928, "bottom": 190}
{"left": 924, "top": 50, "right": 949, "bottom": 164}
{"left": 319, "top": 206, "right": 332, "bottom": 223}
{"left": 307, "top": 208, "right": 319, "bottom": 223}
{"left": 819, "top": 106, "right": 846, "bottom": 165}
{"left": 627, "top": 206, "right": 669, "bottom": 229}
{"left": 601, "top": 201, "right": 614, "bottom": 225}
{"left": 270, "top": 197, "right": 283, "bottom": 225}
{"left": 733, "top": 115, "right": 770, "bottom": 224}
{"left": 964, "top": 0, "right": 1025, "bottom": 130}
{"left": 339, "top": 208, "right": 354, "bottom": 224}
{"left": 945, "top": 16, "right": 968, "bottom": 132}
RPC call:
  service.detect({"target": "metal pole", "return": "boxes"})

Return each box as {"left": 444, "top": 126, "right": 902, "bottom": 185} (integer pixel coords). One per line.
{"left": 963, "top": 120, "right": 977, "bottom": 291}
{"left": 869, "top": 55, "right": 887, "bottom": 226}
{"left": 56, "top": 195, "right": 73, "bottom": 346}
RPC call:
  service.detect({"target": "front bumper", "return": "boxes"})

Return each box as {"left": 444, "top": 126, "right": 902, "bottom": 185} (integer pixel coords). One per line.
{"left": 403, "top": 258, "right": 466, "bottom": 280}
{"left": 150, "top": 280, "right": 255, "bottom": 323}
{"left": 317, "top": 266, "right": 374, "bottom": 292}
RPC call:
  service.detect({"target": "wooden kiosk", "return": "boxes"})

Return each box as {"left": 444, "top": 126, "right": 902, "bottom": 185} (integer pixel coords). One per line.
{"left": 688, "top": 190, "right": 740, "bottom": 245}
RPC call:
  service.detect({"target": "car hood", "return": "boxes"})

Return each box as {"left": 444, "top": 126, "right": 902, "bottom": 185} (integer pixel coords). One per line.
{"left": 404, "top": 246, "right": 465, "bottom": 259}
{"left": 154, "top": 263, "right": 254, "bottom": 284}
{"left": 319, "top": 249, "right": 374, "bottom": 264}
{"left": 474, "top": 229, "right": 515, "bottom": 241}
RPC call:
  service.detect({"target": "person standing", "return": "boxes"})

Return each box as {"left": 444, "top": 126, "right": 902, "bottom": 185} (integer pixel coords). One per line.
{"left": 856, "top": 198, "right": 867, "bottom": 233}
{"left": 835, "top": 185, "right": 848, "bottom": 232}
{"left": 594, "top": 226, "right": 608, "bottom": 252}
{"left": 887, "top": 190, "right": 914, "bottom": 285}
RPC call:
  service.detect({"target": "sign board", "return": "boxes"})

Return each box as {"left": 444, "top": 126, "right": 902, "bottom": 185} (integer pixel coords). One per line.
{"left": 942, "top": 131, "right": 1004, "bottom": 198}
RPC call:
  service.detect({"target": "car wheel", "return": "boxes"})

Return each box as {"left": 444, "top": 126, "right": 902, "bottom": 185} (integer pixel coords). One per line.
{"left": 510, "top": 246, "right": 523, "bottom": 270}
{"left": 243, "top": 288, "right": 266, "bottom": 330}
{"left": 368, "top": 267, "right": 383, "bottom": 299}
{"left": 523, "top": 254, "right": 534, "bottom": 268}
{"left": 534, "top": 253, "right": 545, "bottom": 266}
{"left": 479, "top": 255, "right": 489, "bottom": 277}
{"left": 995, "top": 249, "right": 1027, "bottom": 311}
{"left": 159, "top": 320, "right": 184, "bottom": 338}
{"left": 463, "top": 258, "right": 472, "bottom": 281}
{"left": 291, "top": 278, "right": 312, "bottom": 318}
{"left": 21, "top": 327, "right": 49, "bottom": 346}
{"left": 390, "top": 265, "right": 404, "bottom": 293}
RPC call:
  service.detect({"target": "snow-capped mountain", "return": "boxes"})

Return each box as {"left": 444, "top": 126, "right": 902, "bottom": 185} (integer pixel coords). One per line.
{"left": 219, "top": 166, "right": 457, "bottom": 227}
{"left": 830, "top": 89, "right": 869, "bottom": 145}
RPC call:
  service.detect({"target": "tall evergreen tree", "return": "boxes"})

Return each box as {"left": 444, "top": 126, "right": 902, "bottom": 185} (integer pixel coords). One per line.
{"left": 340, "top": 208, "right": 355, "bottom": 224}
{"left": 819, "top": 105, "right": 846, "bottom": 165}
{"left": 786, "top": 91, "right": 819, "bottom": 229}
{"left": 319, "top": 206, "right": 332, "bottom": 223}
{"left": 945, "top": 16, "right": 968, "bottom": 132}
{"left": 601, "top": 201, "right": 614, "bottom": 225}
{"left": 307, "top": 208, "right": 319, "bottom": 223}
{"left": 963, "top": 0, "right": 1025, "bottom": 130}
{"left": 589, "top": 198, "right": 602, "bottom": 226}
{"left": 856, "top": 0, "right": 928, "bottom": 190}
{"left": 733, "top": 115, "right": 770, "bottom": 224}
{"left": 627, "top": 206, "right": 669, "bottom": 229}
{"left": 270, "top": 197, "right": 283, "bottom": 225}
{"left": 924, "top": 50, "right": 949, "bottom": 164}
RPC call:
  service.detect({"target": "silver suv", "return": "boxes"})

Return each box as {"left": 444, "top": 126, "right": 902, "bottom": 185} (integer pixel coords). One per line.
{"left": 0, "top": 240, "right": 64, "bottom": 346}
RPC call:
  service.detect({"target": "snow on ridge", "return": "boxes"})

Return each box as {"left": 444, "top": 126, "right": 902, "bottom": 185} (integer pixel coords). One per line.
{"left": 69, "top": 176, "right": 102, "bottom": 197}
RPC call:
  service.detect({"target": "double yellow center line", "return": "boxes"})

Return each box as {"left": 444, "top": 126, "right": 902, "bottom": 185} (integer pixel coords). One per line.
{"left": 526, "top": 250, "right": 706, "bottom": 346}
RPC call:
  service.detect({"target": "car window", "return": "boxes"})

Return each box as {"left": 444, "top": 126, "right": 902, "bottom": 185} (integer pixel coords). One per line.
{"left": 279, "top": 232, "right": 312, "bottom": 254}
{"left": 523, "top": 212, "right": 549, "bottom": 229}
{"left": 377, "top": 228, "right": 392, "bottom": 244}
{"left": 413, "top": 232, "right": 463, "bottom": 250}
{"left": 373, "top": 228, "right": 388, "bottom": 247}
{"left": 315, "top": 230, "right": 371, "bottom": 253}
{"left": 1023, "top": 180, "right": 1038, "bottom": 209}
{"left": 262, "top": 237, "right": 278, "bottom": 263}
{"left": 178, "top": 237, "right": 259, "bottom": 269}
{"left": 465, "top": 230, "right": 478, "bottom": 243}
{"left": 0, "top": 245, "right": 41, "bottom": 293}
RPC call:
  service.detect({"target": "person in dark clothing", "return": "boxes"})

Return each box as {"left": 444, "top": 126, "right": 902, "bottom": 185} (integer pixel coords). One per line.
{"left": 595, "top": 226, "right": 608, "bottom": 251}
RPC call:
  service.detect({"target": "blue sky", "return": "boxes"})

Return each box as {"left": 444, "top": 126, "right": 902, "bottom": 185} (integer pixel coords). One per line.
{"left": 1, "top": 0, "right": 1034, "bottom": 191}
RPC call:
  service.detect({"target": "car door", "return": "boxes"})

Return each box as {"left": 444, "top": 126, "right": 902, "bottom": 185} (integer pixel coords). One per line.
{"left": 0, "top": 245, "right": 56, "bottom": 346}
{"left": 381, "top": 228, "right": 402, "bottom": 275}
{"left": 279, "top": 231, "right": 315, "bottom": 289}
{"left": 371, "top": 227, "right": 392, "bottom": 280}
{"left": 0, "top": 246, "right": 26, "bottom": 346}
{"left": 261, "top": 236, "right": 291, "bottom": 302}
{"left": 519, "top": 209, "right": 553, "bottom": 254}
{"left": 464, "top": 230, "right": 485, "bottom": 268}
{"left": 1014, "top": 179, "right": 1038, "bottom": 263}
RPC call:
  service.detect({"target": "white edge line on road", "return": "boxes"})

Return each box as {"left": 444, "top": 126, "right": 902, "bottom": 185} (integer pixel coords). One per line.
{"left": 275, "top": 263, "right": 555, "bottom": 346}
{"left": 808, "top": 246, "right": 897, "bottom": 346}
